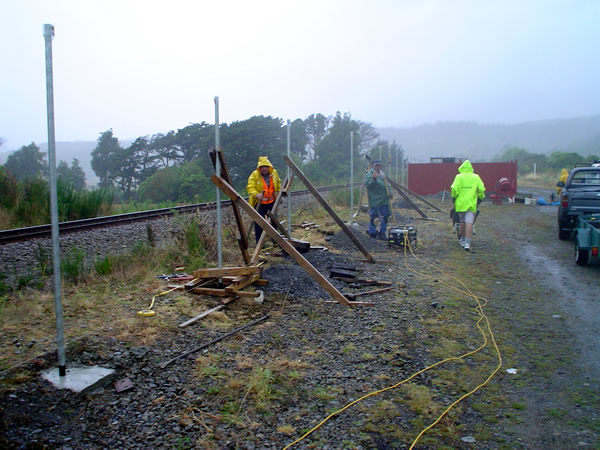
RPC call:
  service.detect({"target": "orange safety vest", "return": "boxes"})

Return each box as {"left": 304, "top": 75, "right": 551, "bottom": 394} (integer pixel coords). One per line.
{"left": 261, "top": 175, "right": 275, "bottom": 204}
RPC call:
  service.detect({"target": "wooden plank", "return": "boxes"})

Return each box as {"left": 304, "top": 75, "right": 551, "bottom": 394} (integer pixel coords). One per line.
{"left": 284, "top": 155, "right": 375, "bottom": 264}
{"left": 386, "top": 177, "right": 428, "bottom": 219}
{"left": 192, "top": 266, "right": 261, "bottom": 279}
{"left": 190, "top": 287, "right": 231, "bottom": 296}
{"left": 179, "top": 304, "right": 226, "bottom": 328}
{"left": 266, "top": 210, "right": 290, "bottom": 238}
{"left": 330, "top": 268, "right": 357, "bottom": 279}
{"left": 332, "top": 277, "right": 392, "bottom": 286}
{"left": 346, "top": 286, "right": 393, "bottom": 299}
{"left": 211, "top": 174, "right": 351, "bottom": 306}
{"left": 387, "top": 178, "right": 443, "bottom": 212}
{"left": 209, "top": 146, "right": 251, "bottom": 264}
{"left": 225, "top": 274, "right": 260, "bottom": 293}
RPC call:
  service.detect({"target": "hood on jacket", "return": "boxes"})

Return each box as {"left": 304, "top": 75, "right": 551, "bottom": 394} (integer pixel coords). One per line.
{"left": 257, "top": 156, "right": 274, "bottom": 172}
{"left": 458, "top": 160, "right": 474, "bottom": 174}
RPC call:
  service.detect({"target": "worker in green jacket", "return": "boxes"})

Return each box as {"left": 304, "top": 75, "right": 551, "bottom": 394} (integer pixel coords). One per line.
{"left": 364, "top": 160, "right": 391, "bottom": 240}
{"left": 451, "top": 160, "right": 485, "bottom": 251}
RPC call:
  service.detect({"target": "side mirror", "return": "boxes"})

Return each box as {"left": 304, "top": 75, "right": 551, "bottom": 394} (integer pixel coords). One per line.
{"left": 556, "top": 181, "right": 564, "bottom": 187}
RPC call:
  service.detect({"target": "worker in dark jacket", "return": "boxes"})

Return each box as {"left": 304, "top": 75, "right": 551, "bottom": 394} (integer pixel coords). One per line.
{"left": 364, "top": 160, "right": 391, "bottom": 239}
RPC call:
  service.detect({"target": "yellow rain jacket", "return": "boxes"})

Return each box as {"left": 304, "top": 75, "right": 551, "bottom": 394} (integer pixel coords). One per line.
{"left": 557, "top": 168, "right": 569, "bottom": 195}
{"left": 247, "top": 156, "right": 281, "bottom": 207}
{"left": 451, "top": 160, "right": 485, "bottom": 212}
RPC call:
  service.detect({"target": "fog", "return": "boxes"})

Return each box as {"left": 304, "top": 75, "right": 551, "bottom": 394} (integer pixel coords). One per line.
{"left": 1, "top": 0, "right": 599, "bottom": 150}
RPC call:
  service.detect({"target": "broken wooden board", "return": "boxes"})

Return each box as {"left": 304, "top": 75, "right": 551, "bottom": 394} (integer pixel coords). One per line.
{"left": 330, "top": 268, "right": 358, "bottom": 279}
{"left": 332, "top": 277, "right": 393, "bottom": 286}
{"left": 192, "top": 266, "right": 261, "bottom": 279}
{"left": 179, "top": 304, "right": 226, "bottom": 328}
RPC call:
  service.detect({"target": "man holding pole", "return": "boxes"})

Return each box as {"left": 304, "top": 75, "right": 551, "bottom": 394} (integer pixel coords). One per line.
{"left": 364, "top": 160, "right": 391, "bottom": 240}
{"left": 247, "top": 156, "right": 281, "bottom": 243}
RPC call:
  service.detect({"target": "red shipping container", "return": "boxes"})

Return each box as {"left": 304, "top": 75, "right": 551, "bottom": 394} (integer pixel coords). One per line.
{"left": 407, "top": 161, "right": 518, "bottom": 197}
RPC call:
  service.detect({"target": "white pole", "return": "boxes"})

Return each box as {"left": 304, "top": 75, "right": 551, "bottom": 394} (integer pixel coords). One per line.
{"left": 350, "top": 131, "right": 354, "bottom": 220}
{"left": 533, "top": 163, "right": 537, "bottom": 178}
{"left": 44, "top": 24, "right": 66, "bottom": 377}
{"left": 214, "top": 97, "right": 222, "bottom": 270}
{"left": 287, "top": 120, "right": 291, "bottom": 236}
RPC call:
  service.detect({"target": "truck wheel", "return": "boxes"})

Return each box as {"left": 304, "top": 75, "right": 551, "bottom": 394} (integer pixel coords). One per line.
{"left": 558, "top": 227, "right": 570, "bottom": 240}
{"left": 575, "top": 242, "right": 589, "bottom": 266}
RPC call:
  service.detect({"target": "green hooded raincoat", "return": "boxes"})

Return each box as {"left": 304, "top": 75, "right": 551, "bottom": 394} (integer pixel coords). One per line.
{"left": 450, "top": 160, "right": 485, "bottom": 213}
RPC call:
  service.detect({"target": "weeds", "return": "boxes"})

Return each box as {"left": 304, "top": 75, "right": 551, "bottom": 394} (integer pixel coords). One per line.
{"left": 61, "top": 246, "right": 86, "bottom": 281}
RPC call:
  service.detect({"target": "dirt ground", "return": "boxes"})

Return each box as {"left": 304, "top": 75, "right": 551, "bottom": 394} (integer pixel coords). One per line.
{"left": 1, "top": 196, "right": 599, "bottom": 449}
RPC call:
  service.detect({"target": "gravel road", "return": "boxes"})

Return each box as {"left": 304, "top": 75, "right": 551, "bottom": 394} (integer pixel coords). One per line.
{"left": 1, "top": 198, "right": 598, "bottom": 449}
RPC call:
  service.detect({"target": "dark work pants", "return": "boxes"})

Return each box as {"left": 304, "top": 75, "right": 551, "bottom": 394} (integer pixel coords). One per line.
{"left": 255, "top": 202, "right": 275, "bottom": 243}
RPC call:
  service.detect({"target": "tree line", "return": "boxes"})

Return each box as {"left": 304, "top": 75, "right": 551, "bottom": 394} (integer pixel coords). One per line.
{"left": 0, "top": 111, "right": 407, "bottom": 227}
{"left": 492, "top": 146, "right": 600, "bottom": 174}
{"left": 89, "top": 112, "right": 405, "bottom": 203}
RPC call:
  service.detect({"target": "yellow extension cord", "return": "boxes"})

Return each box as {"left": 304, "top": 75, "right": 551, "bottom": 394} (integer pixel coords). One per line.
{"left": 137, "top": 281, "right": 197, "bottom": 317}
{"left": 284, "top": 231, "right": 502, "bottom": 449}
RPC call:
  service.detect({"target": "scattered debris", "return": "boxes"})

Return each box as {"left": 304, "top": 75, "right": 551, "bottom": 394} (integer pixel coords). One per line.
{"left": 113, "top": 377, "right": 134, "bottom": 393}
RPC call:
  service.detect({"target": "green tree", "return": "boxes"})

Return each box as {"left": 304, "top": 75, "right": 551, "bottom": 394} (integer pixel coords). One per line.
{"left": 91, "top": 130, "right": 122, "bottom": 187}
{"left": 4, "top": 143, "right": 48, "bottom": 181}
{"left": 137, "top": 166, "right": 180, "bottom": 202}
{"left": 305, "top": 113, "right": 330, "bottom": 160}
{"left": 547, "top": 151, "right": 585, "bottom": 170}
{"left": 493, "top": 146, "right": 548, "bottom": 174}
{"left": 57, "top": 158, "right": 87, "bottom": 191}
{"left": 220, "top": 116, "right": 287, "bottom": 190}
{"left": 290, "top": 118, "right": 309, "bottom": 160}
{"left": 0, "top": 166, "right": 18, "bottom": 209}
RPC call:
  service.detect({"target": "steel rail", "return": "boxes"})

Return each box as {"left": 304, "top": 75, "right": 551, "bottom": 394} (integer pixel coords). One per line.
{"left": 0, "top": 185, "right": 348, "bottom": 244}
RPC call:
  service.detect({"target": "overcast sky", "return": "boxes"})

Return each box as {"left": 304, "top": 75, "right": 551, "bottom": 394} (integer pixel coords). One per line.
{"left": 1, "top": 0, "right": 599, "bottom": 150}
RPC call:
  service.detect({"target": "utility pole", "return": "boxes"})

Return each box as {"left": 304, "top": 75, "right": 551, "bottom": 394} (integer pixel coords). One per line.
{"left": 44, "top": 24, "right": 66, "bottom": 377}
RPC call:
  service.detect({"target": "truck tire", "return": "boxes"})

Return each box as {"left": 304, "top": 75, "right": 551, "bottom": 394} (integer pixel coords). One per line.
{"left": 558, "top": 227, "right": 571, "bottom": 240}
{"left": 575, "top": 242, "right": 589, "bottom": 266}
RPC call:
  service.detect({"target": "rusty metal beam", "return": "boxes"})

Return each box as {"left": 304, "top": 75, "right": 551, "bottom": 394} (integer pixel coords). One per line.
{"left": 387, "top": 178, "right": 442, "bottom": 213}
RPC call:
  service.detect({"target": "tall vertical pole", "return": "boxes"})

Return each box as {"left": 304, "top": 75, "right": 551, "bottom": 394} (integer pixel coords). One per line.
{"left": 350, "top": 131, "right": 354, "bottom": 219}
{"left": 44, "top": 24, "right": 66, "bottom": 377}
{"left": 401, "top": 156, "right": 405, "bottom": 186}
{"left": 286, "top": 120, "right": 292, "bottom": 236}
{"left": 395, "top": 146, "right": 399, "bottom": 183}
{"left": 214, "top": 97, "right": 222, "bottom": 270}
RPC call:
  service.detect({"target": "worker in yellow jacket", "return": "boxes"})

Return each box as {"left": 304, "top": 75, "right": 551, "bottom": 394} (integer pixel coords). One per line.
{"left": 451, "top": 160, "right": 485, "bottom": 251}
{"left": 556, "top": 168, "right": 569, "bottom": 197}
{"left": 247, "top": 156, "right": 281, "bottom": 243}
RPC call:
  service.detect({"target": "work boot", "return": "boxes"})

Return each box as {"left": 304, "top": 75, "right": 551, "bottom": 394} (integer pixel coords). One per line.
{"left": 377, "top": 232, "right": 387, "bottom": 241}
{"left": 366, "top": 231, "right": 377, "bottom": 239}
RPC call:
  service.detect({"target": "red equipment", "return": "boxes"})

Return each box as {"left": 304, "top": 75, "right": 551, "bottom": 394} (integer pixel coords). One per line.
{"left": 490, "top": 177, "right": 516, "bottom": 205}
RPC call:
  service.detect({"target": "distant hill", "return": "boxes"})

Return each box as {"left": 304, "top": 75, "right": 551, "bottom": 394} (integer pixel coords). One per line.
{"left": 377, "top": 114, "right": 600, "bottom": 162}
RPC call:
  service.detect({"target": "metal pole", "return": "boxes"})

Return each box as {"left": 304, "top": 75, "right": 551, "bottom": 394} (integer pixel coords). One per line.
{"left": 395, "top": 146, "right": 399, "bottom": 183}
{"left": 44, "top": 24, "right": 66, "bottom": 377}
{"left": 401, "top": 156, "right": 405, "bottom": 186}
{"left": 287, "top": 120, "right": 291, "bottom": 236}
{"left": 214, "top": 97, "right": 222, "bottom": 270}
{"left": 350, "top": 131, "right": 353, "bottom": 220}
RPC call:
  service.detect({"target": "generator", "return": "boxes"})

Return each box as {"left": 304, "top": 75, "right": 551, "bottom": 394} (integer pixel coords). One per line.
{"left": 387, "top": 225, "right": 417, "bottom": 249}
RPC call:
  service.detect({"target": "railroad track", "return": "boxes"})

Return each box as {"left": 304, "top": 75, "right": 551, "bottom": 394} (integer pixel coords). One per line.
{"left": 0, "top": 185, "right": 346, "bottom": 244}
